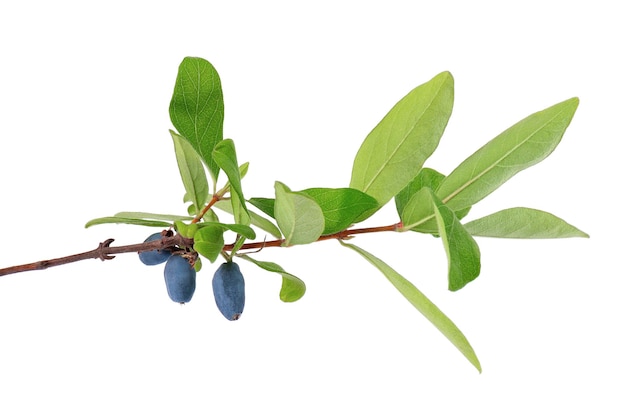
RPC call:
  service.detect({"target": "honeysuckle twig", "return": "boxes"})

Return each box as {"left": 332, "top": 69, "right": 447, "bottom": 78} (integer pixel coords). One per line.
{"left": 0, "top": 223, "right": 402, "bottom": 277}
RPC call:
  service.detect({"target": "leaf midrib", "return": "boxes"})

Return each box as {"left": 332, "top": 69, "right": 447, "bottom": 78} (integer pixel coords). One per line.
{"left": 441, "top": 106, "right": 566, "bottom": 205}
{"left": 362, "top": 78, "right": 446, "bottom": 194}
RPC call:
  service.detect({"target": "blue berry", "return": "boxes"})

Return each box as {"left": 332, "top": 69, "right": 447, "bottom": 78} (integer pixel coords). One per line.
{"left": 212, "top": 262, "right": 245, "bottom": 320}
{"left": 138, "top": 233, "right": 172, "bottom": 265}
{"left": 164, "top": 255, "right": 196, "bottom": 303}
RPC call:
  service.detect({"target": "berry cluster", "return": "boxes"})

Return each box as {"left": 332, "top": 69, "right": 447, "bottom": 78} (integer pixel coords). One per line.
{"left": 138, "top": 232, "right": 245, "bottom": 320}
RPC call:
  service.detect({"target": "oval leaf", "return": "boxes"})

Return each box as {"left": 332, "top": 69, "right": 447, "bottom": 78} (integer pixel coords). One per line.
{"left": 340, "top": 241, "right": 481, "bottom": 373}
{"left": 300, "top": 187, "right": 379, "bottom": 234}
{"left": 169, "top": 57, "right": 224, "bottom": 184}
{"left": 274, "top": 182, "right": 325, "bottom": 246}
{"left": 430, "top": 191, "right": 481, "bottom": 291}
{"left": 193, "top": 224, "right": 225, "bottom": 263}
{"left": 350, "top": 71, "right": 454, "bottom": 205}
{"left": 463, "top": 207, "right": 589, "bottom": 238}
{"left": 436, "top": 97, "right": 579, "bottom": 211}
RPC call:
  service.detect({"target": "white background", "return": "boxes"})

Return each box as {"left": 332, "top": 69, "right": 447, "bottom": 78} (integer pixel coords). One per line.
{"left": 0, "top": 1, "right": 623, "bottom": 415}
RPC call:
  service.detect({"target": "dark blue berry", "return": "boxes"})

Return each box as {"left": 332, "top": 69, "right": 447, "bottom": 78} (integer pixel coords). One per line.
{"left": 138, "top": 233, "right": 172, "bottom": 265}
{"left": 212, "top": 262, "right": 245, "bottom": 320}
{"left": 164, "top": 255, "right": 196, "bottom": 303}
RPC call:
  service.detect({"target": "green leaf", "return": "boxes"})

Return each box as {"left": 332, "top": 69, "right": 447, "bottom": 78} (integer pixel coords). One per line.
{"left": 239, "top": 255, "right": 306, "bottom": 302}
{"left": 114, "top": 212, "right": 193, "bottom": 222}
{"left": 350, "top": 71, "right": 454, "bottom": 205}
{"left": 169, "top": 57, "right": 224, "bottom": 186}
{"left": 170, "top": 130, "right": 209, "bottom": 215}
{"left": 213, "top": 139, "right": 250, "bottom": 225}
{"left": 339, "top": 241, "right": 481, "bottom": 372}
{"left": 300, "top": 188, "right": 380, "bottom": 234}
{"left": 193, "top": 224, "right": 225, "bottom": 263}
{"left": 274, "top": 182, "right": 325, "bottom": 246}
{"left": 213, "top": 199, "right": 282, "bottom": 239}
{"left": 395, "top": 168, "right": 446, "bottom": 219}
{"left": 464, "top": 207, "right": 589, "bottom": 238}
{"left": 436, "top": 98, "right": 579, "bottom": 212}
{"left": 430, "top": 191, "right": 481, "bottom": 291}
{"left": 248, "top": 197, "right": 275, "bottom": 218}
{"left": 196, "top": 222, "right": 256, "bottom": 240}
{"left": 173, "top": 220, "right": 198, "bottom": 239}
{"left": 84, "top": 216, "right": 171, "bottom": 228}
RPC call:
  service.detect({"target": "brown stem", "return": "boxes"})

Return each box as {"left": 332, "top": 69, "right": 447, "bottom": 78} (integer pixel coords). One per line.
{"left": 0, "top": 234, "right": 194, "bottom": 277}
{"left": 0, "top": 222, "right": 401, "bottom": 277}
{"left": 192, "top": 194, "right": 220, "bottom": 224}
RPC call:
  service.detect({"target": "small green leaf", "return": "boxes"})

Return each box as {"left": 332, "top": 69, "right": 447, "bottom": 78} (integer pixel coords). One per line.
{"left": 193, "top": 224, "right": 225, "bottom": 263}
{"left": 196, "top": 222, "right": 256, "bottom": 240}
{"left": 436, "top": 97, "right": 579, "bottom": 212}
{"left": 213, "top": 200, "right": 282, "bottom": 239}
{"left": 248, "top": 197, "right": 276, "bottom": 218}
{"left": 84, "top": 216, "right": 171, "bottom": 228}
{"left": 395, "top": 168, "right": 446, "bottom": 219}
{"left": 350, "top": 71, "right": 454, "bottom": 205}
{"left": 171, "top": 130, "right": 209, "bottom": 215}
{"left": 430, "top": 191, "right": 481, "bottom": 291}
{"left": 464, "top": 207, "right": 589, "bottom": 238}
{"left": 169, "top": 57, "right": 224, "bottom": 186}
{"left": 274, "top": 182, "right": 325, "bottom": 246}
{"left": 340, "top": 241, "right": 481, "bottom": 373}
{"left": 213, "top": 139, "right": 250, "bottom": 225}
{"left": 173, "top": 220, "right": 198, "bottom": 239}
{"left": 300, "top": 188, "right": 380, "bottom": 234}
{"left": 239, "top": 255, "right": 306, "bottom": 302}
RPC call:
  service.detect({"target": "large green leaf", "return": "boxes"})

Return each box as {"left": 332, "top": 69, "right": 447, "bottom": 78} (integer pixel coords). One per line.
{"left": 170, "top": 130, "right": 209, "bottom": 215}
{"left": 274, "top": 182, "right": 325, "bottom": 246}
{"left": 436, "top": 98, "right": 579, "bottom": 212}
{"left": 213, "top": 139, "right": 250, "bottom": 226}
{"left": 169, "top": 57, "right": 224, "bottom": 186}
{"left": 299, "top": 188, "right": 379, "bottom": 234}
{"left": 239, "top": 255, "right": 306, "bottom": 302}
{"left": 350, "top": 71, "right": 454, "bottom": 205}
{"left": 464, "top": 207, "right": 589, "bottom": 238}
{"left": 340, "top": 241, "right": 481, "bottom": 372}
{"left": 430, "top": 192, "right": 481, "bottom": 291}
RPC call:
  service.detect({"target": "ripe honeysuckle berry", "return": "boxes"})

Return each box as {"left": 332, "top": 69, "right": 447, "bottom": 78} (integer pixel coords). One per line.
{"left": 138, "top": 233, "right": 172, "bottom": 265}
{"left": 212, "top": 261, "right": 245, "bottom": 320}
{"left": 164, "top": 254, "right": 196, "bottom": 304}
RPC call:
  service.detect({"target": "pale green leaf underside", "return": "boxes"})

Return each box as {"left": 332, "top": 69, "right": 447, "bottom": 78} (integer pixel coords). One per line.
{"left": 340, "top": 241, "right": 481, "bottom": 372}
{"left": 239, "top": 255, "right": 306, "bottom": 302}
{"left": 84, "top": 216, "right": 172, "bottom": 228}
{"left": 350, "top": 71, "right": 454, "bottom": 205}
{"left": 169, "top": 57, "right": 224, "bottom": 184}
{"left": 464, "top": 207, "right": 589, "bottom": 238}
{"left": 437, "top": 97, "right": 579, "bottom": 211}
{"left": 171, "top": 130, "right": 209, "bottom": 215}
{"left": 274, "top": 182, "right": 325, "bottom": 246}
{"left": 114, "top": 212, "right": 193, "bottom": 222}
